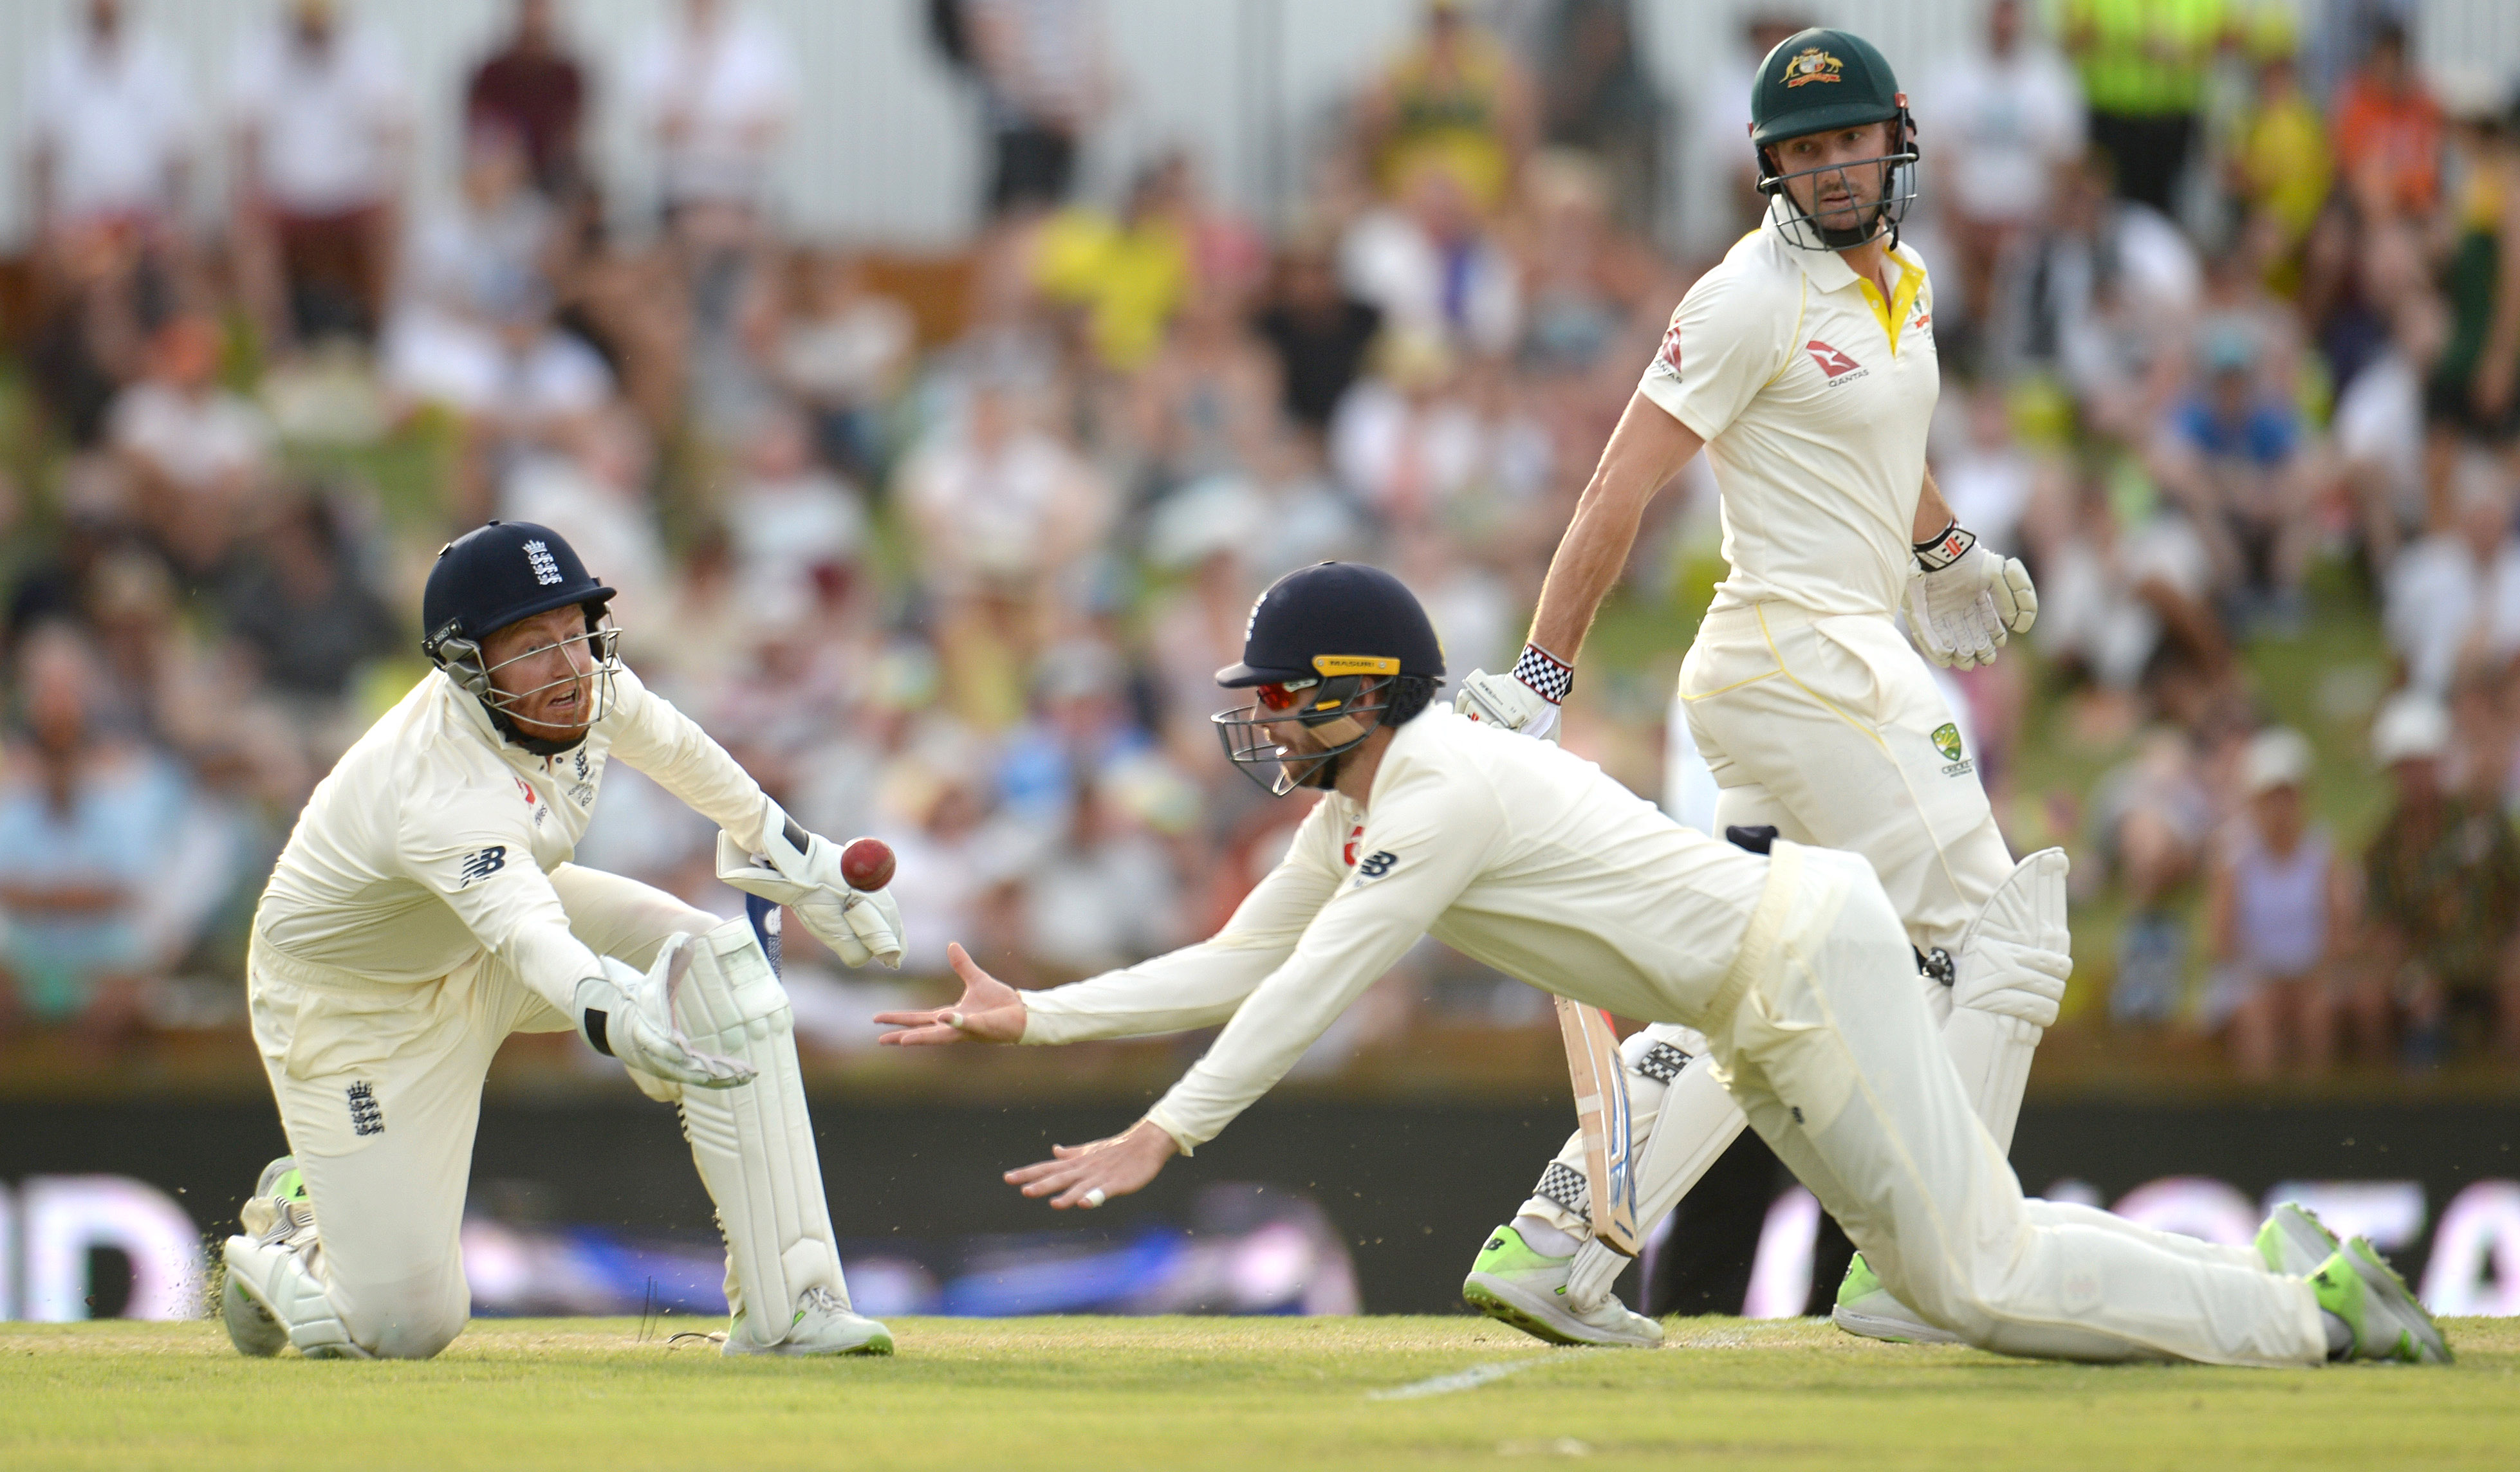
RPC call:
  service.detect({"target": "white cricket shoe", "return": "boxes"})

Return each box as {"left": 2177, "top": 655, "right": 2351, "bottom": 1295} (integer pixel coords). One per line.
{"left": 1831, "top": 1253, "right": 1964, "bottom": 1345}
{"left": 723, "top": 1285, "right": 894, "bottom": 1357}
{"left": 221, "top": 1157, "right": 307, "bottom": 1358}
{"left": 1462, "top": 1224, "right": 1663, "bottom": 1348}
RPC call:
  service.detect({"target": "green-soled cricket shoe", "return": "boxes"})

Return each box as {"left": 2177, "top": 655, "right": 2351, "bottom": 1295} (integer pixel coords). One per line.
{"left": 2310, "top": 1238, "right": 2451, "bottom": 1364}
{"left": 1831, "top": 1251, "right": 1963, "bottom": 1346}
{"left": 2257, "top": 1201, "right": 2341, "bottom": 1276}
{"left": 723, "top": 1286, "right": 894, "bottom": 1357}
{"left": 1461, "top": 1224, "right": 1662, "bottom": 1348}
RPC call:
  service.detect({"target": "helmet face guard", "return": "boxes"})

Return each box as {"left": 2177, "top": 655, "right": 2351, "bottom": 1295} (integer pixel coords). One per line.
{"left": 425, "top": 609, "right": 624, "bottom": 738}
{"left": 1757, "top": 112, "right": 1918, "bottom": 252}
{"left": 1212, "top": 659, "right": 1400, "bottom": 797}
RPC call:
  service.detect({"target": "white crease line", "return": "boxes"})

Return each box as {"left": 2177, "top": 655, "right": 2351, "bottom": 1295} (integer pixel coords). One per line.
{"left": 1366, "top": 1356, "right": 1550, "bottom": 1401}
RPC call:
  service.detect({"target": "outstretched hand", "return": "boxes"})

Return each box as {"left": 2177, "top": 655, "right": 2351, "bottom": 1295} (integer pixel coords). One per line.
{"left": 872, "top": 942, "right": 1028, "bottom": 1045}
{"left": 1003, "top": 1119, "right": 1180, "bottom": 1210}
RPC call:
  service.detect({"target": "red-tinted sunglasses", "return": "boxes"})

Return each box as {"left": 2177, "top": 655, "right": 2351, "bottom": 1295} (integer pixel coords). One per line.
{"left": 1253, "top": 677, "right": 1320, "bottom": 712}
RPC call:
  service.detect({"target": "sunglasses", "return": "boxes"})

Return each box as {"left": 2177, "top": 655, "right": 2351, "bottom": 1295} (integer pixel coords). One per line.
{"left": 1252, "top": 677, "right": 1321, "bottom": 712}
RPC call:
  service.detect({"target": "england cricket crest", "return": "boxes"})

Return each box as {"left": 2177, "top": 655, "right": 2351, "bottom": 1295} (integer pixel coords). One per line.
{"left": 1555, "top": 996, "right": 1641, "bottom": 1255}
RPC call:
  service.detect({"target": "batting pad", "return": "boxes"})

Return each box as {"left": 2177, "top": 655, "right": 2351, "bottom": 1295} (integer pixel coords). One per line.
{"left": 1939, "top": 848, "right": 2071, "bottom": 1157}
{"left": 669, "top": 917, "right": 849, "bottom": 1348}
{"left": 1566, "top": 1040, "right": 1751, "bottom": 1311}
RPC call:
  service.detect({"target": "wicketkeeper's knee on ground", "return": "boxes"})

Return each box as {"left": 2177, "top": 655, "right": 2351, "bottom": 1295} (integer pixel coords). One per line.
{"left": 344, "top": 1271, "right": 470, "bottom": 1359}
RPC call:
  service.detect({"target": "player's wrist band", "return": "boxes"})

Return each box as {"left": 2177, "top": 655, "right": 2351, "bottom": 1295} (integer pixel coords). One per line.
{"left": 1512, "top": 643, "right": 1574, "bottom": 705}
{"left": 1913, "top": 521, "right": 1976, "bottom": 573}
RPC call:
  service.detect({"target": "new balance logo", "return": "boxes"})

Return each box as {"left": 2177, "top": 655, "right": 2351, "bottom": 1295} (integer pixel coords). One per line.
{"left": 347, "top": 1081, "right": 384, "bottom": 1136}
{"left": 1355, "top": 851, "right": 1399, "bottom": 879}
{"left": 1805, "top": 340, "right": 1863, "bottom": 379}
{"left": 458, "top": 845, "right": 507, "bottom": 887}
{"left": 524, "top": 540, "right": 563, "bottom": 586}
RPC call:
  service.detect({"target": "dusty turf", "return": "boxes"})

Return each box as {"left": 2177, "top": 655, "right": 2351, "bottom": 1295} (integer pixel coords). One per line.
{"left": 4, "top": 1316, "right": 2516, "bottom": 1471}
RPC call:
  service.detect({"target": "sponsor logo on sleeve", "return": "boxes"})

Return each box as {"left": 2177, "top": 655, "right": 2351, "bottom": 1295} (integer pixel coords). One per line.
{"left": 1343, "top": 822, "right": 1366, "bottom": 868}
{"left": 1354, "top": 850, "right": 1399, "bottom": 881}
{"left": 458, "top": 845, "right": 508, "bottom": 887}
{"left": 1647, "top": 318, "right": 1683, "bottom": 380}
{"left": 1931, "top": 722, "right": 1974, "bottom": 777}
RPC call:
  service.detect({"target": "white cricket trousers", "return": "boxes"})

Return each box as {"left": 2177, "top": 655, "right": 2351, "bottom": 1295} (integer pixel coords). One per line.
{"left": 1713, "top": 846, "right": 2326, "bottom": 1366}
{"left": 1682, "top": 601, "right": 2012, "bottom": 953}
{"left": 246, "top": 864, "right": 718, "bottom": 1358}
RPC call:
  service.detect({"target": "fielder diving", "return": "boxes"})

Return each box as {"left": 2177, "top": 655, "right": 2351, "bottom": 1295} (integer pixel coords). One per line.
{"left": 1452, "top": 26, "right": 2061, "bottom": 1347}
{"left": 222, "top": 520, "right": 901, "bottom": 1359}
{"left": 875, "top": 561, "right": 2447, "bottom": 1368}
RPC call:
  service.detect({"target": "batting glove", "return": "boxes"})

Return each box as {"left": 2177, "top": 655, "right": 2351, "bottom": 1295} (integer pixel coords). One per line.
{"left": 1455, "top": 644, "right": 1573, "bottom": 742}
{"left": 1905, "top": 523, "right": 2037, "bottom": 670}
{"left": 716, "top": 805, "right": 905, "bottom": 969}
{"left": 577, "top": 938, "right": 756, "bottom": 1089}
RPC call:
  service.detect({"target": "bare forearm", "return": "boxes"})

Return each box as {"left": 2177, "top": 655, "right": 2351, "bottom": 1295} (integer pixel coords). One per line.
{"left": 1528, "top": 392, "right": 1701, "bottom": 660}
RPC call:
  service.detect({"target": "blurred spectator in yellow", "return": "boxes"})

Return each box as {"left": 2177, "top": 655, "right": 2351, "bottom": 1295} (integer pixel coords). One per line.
{"left": 629, "top": 0, "right": 795, "bottom": 224}
{"left": 1255, "top": 228, "right": 1382, "bottom": 437}
{"left": 966, "top": 0, "right": 1109, "bottom": 219}
{"left": 2064, "top": 0, "right": 2230, "bottom": 216}
{"left": 1533, "top": 0, "right": 1663, "bottom": 235}
{"left": 0, "top": 624, "right": 180, "bottom": 1046}
{"left": 2386, "top": 450, "right": 2520, "bottom": 699}
{"left": 2203, "top": 728, "right": 2355, "bottom": 1079}
{"left": 898, "top": 374, "right": 1113, "bottom": 722}
{"left": 465, "top": 0, "right": 590, "bottom": 201}
{"left": 228, "top": 0, "right": 412, "bottom": 349}
{"left": 2330, "top": 15, "right": 2440, "bottom": 223}
{"left": 2224, "top": 21, "right": 2330, "bottom": 293}
{"left": 1358, "top": 0, "right": 1535, "bottom": 217}
{"left": 106, "top": 315, "right": 277, "bottom": 575}
{"left": 2362, "top": 692, "right": 2520, "bottom": 1067}
{"left": 1034, "top": 157, "right": 1192, "bottom": 373}
{"left": 2427, "top": 93, "right": 2520, "bottom": 440}
{"left": 1920, "top": 0, "right": 2088, "bottom": 361}
{"left": 24, "top": 0, "right": 195, "bottom": 261}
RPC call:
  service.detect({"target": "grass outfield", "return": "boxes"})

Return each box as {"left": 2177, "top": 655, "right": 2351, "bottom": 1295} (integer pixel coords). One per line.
{"left": 6, "top": 1317, "right": 2517, "bottom": 1471}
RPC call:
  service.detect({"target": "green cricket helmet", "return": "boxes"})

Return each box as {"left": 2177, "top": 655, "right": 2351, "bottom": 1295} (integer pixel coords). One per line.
{"left": 1748, "top": 28, "right": 1919, "bottom": 252}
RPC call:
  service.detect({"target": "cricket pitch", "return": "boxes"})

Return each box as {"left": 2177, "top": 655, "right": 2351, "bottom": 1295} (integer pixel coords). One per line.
{"left": 5, "top": 1314, "right": 2515, "bottom": 1470}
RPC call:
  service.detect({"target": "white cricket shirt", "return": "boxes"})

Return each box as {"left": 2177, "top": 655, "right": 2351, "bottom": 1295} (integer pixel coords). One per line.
{"left": 253, "top": 664, "right": 773, "bottom": 1014}
{"left": 1638, "top": 197, "right": 1940, "bottom": 618}
{"left": 1020, "top": 708, "right": 1774, "bottom": 1150}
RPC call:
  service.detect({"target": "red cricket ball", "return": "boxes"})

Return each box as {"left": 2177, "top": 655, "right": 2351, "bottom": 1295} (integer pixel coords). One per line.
{"left": 839, "top": 836, "right": 896, "bottom": 891}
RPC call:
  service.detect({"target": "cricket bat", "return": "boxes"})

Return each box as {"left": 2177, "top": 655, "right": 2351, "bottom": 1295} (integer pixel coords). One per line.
{"left": 1555, "top": 995, "right": 1641, "bottom": 1255}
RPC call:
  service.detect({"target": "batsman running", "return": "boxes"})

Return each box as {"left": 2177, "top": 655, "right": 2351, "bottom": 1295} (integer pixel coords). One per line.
{"left": 220, "top": 520, "right": 901, "bottom": 1359}
{"left": 1450, "top": 27, "right": 2061, "bottom": 1347}
{"left": 875, "top": 562, "right": 2444, "bottom": 1368}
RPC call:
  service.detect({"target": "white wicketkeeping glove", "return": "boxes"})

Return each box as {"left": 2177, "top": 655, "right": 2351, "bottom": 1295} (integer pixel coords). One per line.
{"left": 1454, "top": 644, "right": 1574, "bottom": 742}
{"left": 575, "top": 937, "right": 755, "bottom": 1089}
{"left": 1905, "top": 524, "right": 2037, "bottom": 670}
{"left": 714, "top": 806, "right": 905, "bottom": 969}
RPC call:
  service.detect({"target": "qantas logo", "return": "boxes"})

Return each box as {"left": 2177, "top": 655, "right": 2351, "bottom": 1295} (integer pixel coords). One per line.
{"left": 1649, "top": 318, "right": 1683, "bottom": 379}
{"left": 1806, "top": 340, "right": 1862, "bottom": 378}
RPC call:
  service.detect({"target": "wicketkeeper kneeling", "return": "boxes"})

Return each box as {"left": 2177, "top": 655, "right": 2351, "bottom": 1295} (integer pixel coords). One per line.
{"left": 225, "top": 521, "right": 900, "bottom": 1359}
{"left": 878, "top": 562, "right": 2447, "bottom": 1368}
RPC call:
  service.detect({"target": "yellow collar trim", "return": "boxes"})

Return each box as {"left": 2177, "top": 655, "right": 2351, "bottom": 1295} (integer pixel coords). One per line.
{"left": 1855, "top": 255, "right": 1926, "bottom": 356}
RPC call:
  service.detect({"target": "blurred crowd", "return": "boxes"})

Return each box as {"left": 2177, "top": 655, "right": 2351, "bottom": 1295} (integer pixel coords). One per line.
{"left": 1, "top": 0, "right": 2515, "bottom": 1085}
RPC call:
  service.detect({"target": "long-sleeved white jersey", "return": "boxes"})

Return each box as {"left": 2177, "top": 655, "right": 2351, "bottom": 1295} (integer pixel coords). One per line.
{"left": 1022, "top": 707, "right": 1777, "bottom": 1150}
{"left": 252, "top": 664, "right": 773, "bottom": 1012}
